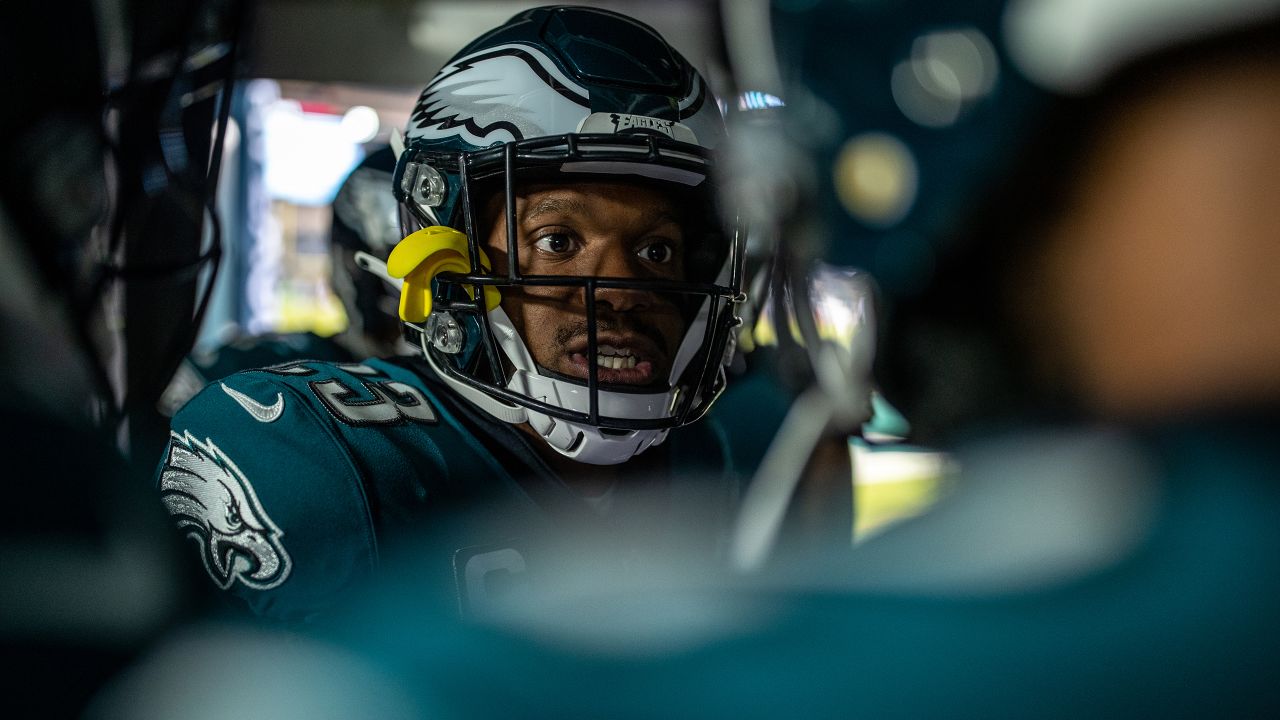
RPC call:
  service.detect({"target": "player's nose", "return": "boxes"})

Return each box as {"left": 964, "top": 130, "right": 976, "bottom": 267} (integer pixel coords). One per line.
{"left": 585, "top": 243, "right": 654, "bottom": 313}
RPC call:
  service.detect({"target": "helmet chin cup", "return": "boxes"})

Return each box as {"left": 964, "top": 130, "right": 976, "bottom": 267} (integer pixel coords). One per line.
{"left": 513, "top": 370, "right": 672, "bottom": 464}
{"left": 494, "top": 308, "right": 678, "bottom": 465}
{"left": 533, "top": 413, "right": 670, "bottom": 465}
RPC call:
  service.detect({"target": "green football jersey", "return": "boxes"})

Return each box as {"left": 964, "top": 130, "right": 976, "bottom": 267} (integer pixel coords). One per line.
{"left": 156, "top": 357, "right": 739, "bottom": 622}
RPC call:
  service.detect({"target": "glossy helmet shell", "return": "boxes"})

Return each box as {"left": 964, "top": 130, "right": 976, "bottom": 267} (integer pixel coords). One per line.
{"left": 332, "top": 146, "right": 403, "bottom": 355}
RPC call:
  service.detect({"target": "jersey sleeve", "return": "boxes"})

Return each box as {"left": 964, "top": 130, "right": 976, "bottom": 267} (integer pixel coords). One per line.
{"left": 155, "top": 366, "right": 379, "bottom": 623}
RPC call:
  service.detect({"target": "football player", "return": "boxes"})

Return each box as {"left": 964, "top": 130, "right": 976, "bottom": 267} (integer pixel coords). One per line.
{"left": 154, "top": 5, "right": 747, "bottom": 622}
{"left": 328, "top": 144, "right": 407, "bottom": 360}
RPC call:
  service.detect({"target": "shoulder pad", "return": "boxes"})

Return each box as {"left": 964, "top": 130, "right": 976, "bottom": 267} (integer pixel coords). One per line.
{"left": 158, "top": 360, "right": 405, "bottom": 621}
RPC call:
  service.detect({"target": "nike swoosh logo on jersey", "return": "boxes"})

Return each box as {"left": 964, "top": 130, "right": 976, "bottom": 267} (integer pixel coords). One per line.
{"left": 221, "top": 383, "right": 285, "bottom": 423}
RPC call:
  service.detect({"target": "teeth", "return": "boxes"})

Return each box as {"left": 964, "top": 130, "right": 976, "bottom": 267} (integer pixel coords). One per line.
{"left": 595, "top": 354, "right": 638, "bottom": 370}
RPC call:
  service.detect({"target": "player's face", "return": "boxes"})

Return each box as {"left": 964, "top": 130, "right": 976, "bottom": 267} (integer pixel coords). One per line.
{"left": 482, "top": 180, "right": 688, "bottom": 388}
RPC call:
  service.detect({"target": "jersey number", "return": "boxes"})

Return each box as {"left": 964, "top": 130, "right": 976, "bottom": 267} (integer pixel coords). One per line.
{"left": 311, "top": 378, "right": 438, "bottom": 426}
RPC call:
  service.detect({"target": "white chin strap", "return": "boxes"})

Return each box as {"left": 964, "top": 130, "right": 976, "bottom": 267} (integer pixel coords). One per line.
{"left": 424, "top": 304, "right": 711, "bottom": 466}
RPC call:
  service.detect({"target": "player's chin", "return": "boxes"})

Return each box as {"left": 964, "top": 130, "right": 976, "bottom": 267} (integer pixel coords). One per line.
{"left": 564, "top": 352, "right": 664, "bottom": 388}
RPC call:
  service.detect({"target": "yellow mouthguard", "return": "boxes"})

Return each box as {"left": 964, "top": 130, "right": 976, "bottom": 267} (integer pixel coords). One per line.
{"left": 387, "top": 226, "right": 502, "bottom": 323}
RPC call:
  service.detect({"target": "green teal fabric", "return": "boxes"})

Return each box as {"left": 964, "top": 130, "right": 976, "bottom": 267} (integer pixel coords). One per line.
{"left": 157, "top": 357, "right": 740, "bottom": 623}
{"left": 313, "top": 415, "right": 1280, "bottom": 718}
{"left": 711, "top": 363, "right": 794, "bottom": 478}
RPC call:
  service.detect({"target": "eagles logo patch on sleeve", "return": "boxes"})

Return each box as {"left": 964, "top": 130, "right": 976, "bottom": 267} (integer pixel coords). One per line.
{"left": 159, "top": 431, "right": 293, "bottom": 591}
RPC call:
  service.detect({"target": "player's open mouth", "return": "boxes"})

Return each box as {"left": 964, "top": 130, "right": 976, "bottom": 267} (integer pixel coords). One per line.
{"left": 564, "top": 337, "right": 664, "bottom": 386}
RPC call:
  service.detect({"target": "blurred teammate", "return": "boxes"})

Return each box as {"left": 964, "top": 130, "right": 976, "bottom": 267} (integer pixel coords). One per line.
{"left": 328, "top": 144, "right": 407, "bottom": 359}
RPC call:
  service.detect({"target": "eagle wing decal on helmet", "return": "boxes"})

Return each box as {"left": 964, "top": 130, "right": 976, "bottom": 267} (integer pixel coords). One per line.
{"left": 408, "top": 43, "right": 591, "bottom": 147}
{"left": 159, "top": 430, "right": 293, "bottom": 591}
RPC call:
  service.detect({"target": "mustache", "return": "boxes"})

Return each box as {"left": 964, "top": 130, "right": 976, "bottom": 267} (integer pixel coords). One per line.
{"left": 554, "top": 315, "right": 670, "bottom": 352}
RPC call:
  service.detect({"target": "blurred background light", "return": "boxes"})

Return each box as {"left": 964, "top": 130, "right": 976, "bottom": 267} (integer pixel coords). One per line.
{"left": 892, "top": 27, "right": 998, "bottom": 127}
{"left": 340, "top": 105, "right": 381, "bottom": 144}
{"left": 833, "top": 131, "right": 918, "bottom": 227}
{"left": 737, "top": 90, "right": 785, "bottom": 111}
{"left": 262, "top": 98, "right": 364, "bottom": 207}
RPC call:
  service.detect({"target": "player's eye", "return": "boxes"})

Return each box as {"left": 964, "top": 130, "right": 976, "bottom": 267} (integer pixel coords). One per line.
{"left": 637, "top": 241, "right": 676, "bottom": 264}
{"left": 533, "top": 232, "right": 578, "bottom": 255}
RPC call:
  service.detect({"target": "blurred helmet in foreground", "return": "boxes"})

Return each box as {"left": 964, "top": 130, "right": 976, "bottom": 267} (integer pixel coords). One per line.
{"left": 766, "top": 0, "right": 1280, "bottom": 441}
